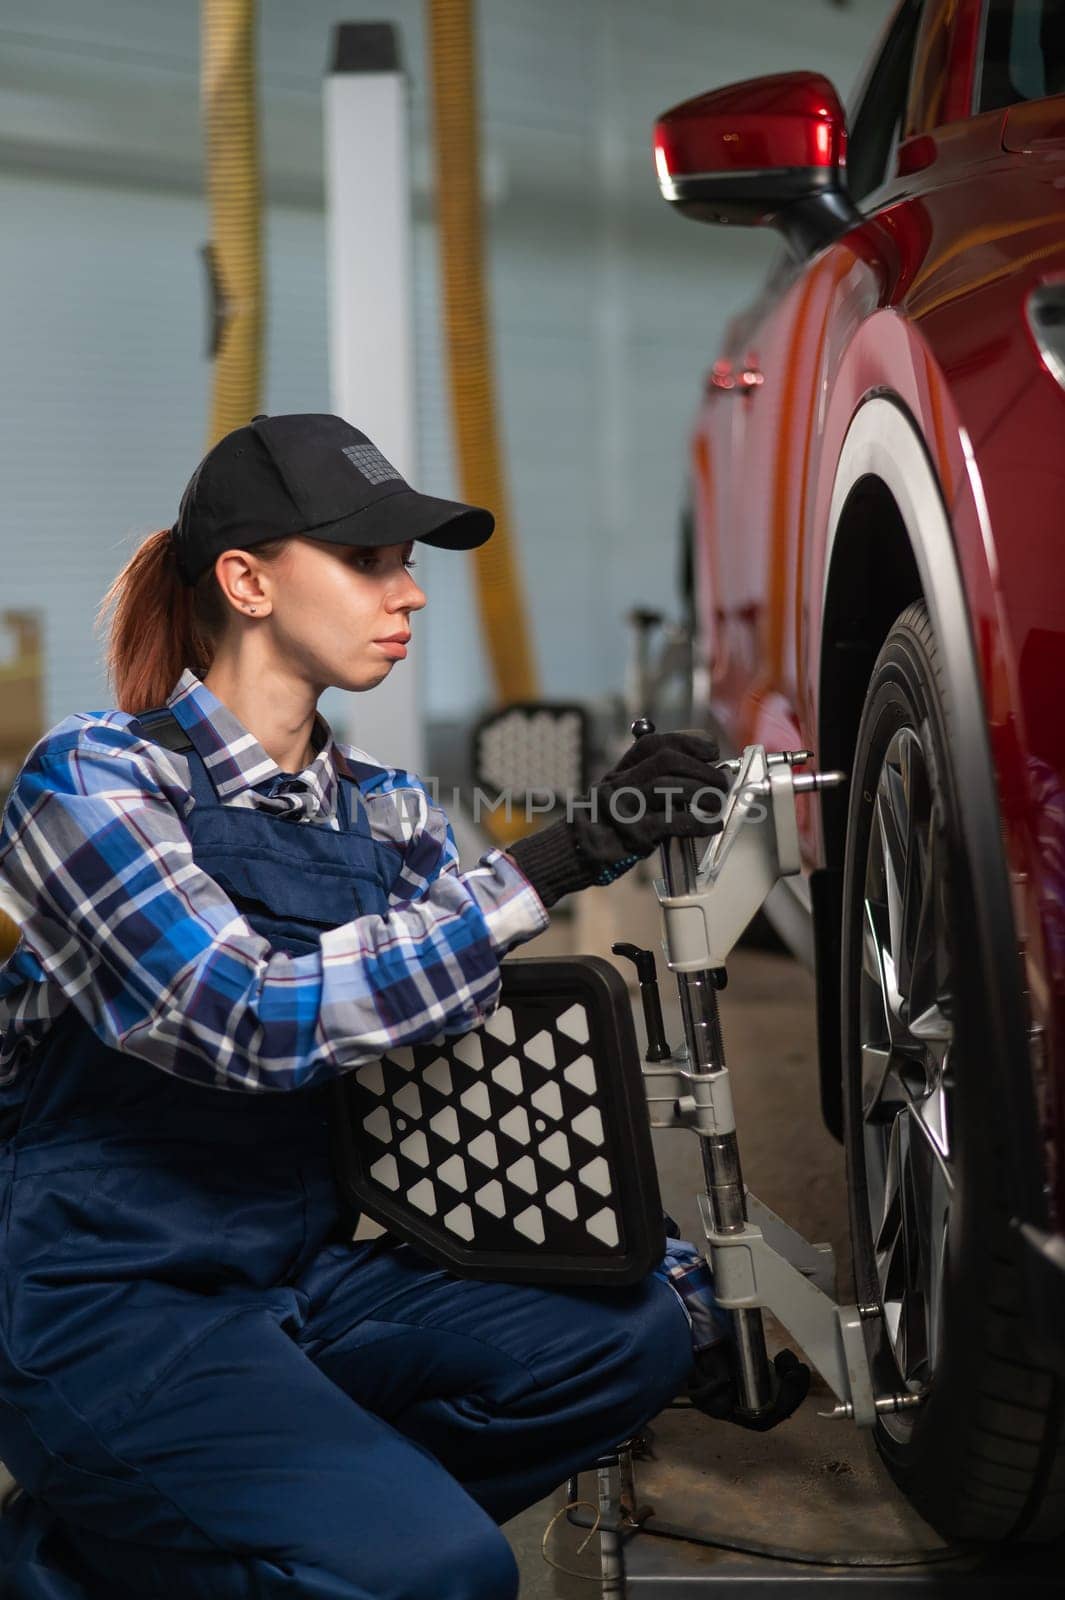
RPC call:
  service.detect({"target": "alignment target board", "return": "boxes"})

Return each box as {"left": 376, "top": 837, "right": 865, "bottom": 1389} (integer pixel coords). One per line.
{"left": 332, "top": 957, "right": 663, "bottom": 1284}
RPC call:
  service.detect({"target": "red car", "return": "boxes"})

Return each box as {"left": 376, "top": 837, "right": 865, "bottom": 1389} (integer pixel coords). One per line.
{"left": 655, "top": 0, "right": 1065, "bottom": 1546}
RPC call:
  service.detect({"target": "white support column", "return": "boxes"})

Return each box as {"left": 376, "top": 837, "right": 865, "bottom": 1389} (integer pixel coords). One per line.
{"left": 324, "top": 23, "right": 424, "bottom": 776}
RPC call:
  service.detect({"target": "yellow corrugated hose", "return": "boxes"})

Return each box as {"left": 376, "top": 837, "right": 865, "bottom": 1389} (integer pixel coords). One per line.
{"left": 202, "top": 0, "right": 263, "bottom": 447}
{"left": 426, "top": 0, "right": 539, "bottom": 714}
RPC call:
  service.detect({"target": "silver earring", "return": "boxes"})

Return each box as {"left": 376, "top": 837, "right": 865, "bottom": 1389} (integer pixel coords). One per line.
{"left": 248, "top": 607, "right": 257, "bottom": 615}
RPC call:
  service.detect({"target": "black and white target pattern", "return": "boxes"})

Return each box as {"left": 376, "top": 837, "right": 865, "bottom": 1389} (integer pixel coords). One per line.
{"left": 333, "top": 957, "right": 663, "bottom": 1284}
{"left": 471, "top": 701, "right": 590, "bottom": 802}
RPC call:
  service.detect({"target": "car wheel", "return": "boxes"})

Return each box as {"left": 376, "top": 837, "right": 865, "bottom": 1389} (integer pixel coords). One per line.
{"left": 841, "top": 601, "right": 1065, "bottom": 1542}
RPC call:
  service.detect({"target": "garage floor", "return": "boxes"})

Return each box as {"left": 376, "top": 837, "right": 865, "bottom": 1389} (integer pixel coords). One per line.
{"left": 499, "top": 864, "right": 950, "bottom": 1595}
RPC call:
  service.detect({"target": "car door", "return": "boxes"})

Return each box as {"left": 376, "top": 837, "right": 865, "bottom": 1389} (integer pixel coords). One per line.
{"left": 689, "top": 291, "right": 770, "bottom": 742}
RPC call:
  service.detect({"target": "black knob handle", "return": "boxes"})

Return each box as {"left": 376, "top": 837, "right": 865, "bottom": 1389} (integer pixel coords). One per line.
{"left": 631, "top": 717, "right": 655, "bottom": 740}
{"left": 612, "top": 941, "right": 672, "bottom": 1063}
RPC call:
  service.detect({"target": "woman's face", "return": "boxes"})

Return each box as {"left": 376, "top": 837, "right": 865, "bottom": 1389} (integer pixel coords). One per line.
{"left": 257, "top": 535, "right": 427, "bottom": 694}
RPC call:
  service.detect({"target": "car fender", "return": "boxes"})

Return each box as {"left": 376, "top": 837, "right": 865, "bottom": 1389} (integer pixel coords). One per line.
{"left": 816, "top": 376, "right": 1047, "bottom": 1235}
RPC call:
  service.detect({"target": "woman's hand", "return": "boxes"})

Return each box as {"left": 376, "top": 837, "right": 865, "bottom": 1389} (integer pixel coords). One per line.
{"left": 505, "top": 730, "right": 732, "bottom": 909}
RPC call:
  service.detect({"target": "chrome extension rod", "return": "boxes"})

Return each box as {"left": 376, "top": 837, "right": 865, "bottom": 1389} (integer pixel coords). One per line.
{"left": 634, "top": 717, "right": 774, "bottom": 1416}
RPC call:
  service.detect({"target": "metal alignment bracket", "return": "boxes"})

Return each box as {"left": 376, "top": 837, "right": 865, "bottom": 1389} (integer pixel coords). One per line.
{"left": 653, "top": 745, "right": 798, "bottom": 971}
{"left": 698, "top": 1190, "right": 878, "bottom": 1426}
{"left": 642, "top": 1053, "right": 735, "bottom": 1137}
{"left": 653, "top": 745, "right": 844, "bottom": 971}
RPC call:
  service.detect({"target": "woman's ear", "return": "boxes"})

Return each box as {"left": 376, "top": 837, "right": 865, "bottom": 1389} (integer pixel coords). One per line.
{"left": 213, "top": 550, "right": 272, "bottom": 617}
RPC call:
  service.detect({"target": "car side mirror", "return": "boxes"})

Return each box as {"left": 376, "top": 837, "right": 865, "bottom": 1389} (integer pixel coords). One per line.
{"left": 653, "top": 70, "right": 859, "bottom": 258}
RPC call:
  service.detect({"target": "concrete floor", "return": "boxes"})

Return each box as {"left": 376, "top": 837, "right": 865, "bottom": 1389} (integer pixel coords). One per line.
{"left": 498, "top": 863, "right": 943, "bottom": 1596}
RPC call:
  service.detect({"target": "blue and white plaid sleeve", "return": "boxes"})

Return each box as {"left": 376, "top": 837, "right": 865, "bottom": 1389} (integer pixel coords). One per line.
{"left": 655, "top": 1236, "right": 734, "bottom": 1353}
{"left": 366, "top": 770, "right": 464, "bottom": 906}
{"left": 0, "top": 721, "right": 549, "bottom": 1095}
{"left": 349, "top": 761, "right": 551, "bottom": 941}
{"left": 358, "top": 763, "right": 557, "bottom": 941}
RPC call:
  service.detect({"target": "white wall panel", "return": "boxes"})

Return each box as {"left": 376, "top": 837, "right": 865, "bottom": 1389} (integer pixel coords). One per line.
{"left": 0, "top": 173, "right": 206, "bottom": 726}
{"left": 0, "top": 173, "right": 335, "bottom": 727}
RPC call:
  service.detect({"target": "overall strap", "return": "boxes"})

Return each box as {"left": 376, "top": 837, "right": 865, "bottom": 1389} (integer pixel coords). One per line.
{"left": 128, "top": 708, "right": 193, "bottom": 753}
{"left": 128, "top": 707, "right": 215, "bottom": 808}
{"left": 335, "top": 771, "right": 353, "bottom": 832}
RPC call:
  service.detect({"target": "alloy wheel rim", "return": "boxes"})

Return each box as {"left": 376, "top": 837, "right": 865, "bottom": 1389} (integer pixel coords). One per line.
{"left": 859, "top": 724, "right": 954, "bottom": 1427}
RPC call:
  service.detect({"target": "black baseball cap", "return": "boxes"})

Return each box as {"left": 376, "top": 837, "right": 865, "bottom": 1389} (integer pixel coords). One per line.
{"left": 171, "top": 412, "right": 494, "bottom": 586}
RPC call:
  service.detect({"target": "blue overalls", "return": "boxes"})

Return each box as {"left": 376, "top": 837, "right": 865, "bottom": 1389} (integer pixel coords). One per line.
{"left": 0, "top": 722, "right": 692, "bottom": 1600}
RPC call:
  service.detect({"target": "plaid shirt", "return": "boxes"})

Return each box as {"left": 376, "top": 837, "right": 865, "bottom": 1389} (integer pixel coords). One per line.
{"left": 0, "top": 670, "right": 729, "bottom": 1351}
{"left": 0, "top": 668, "right": 549, "bottom": 1094}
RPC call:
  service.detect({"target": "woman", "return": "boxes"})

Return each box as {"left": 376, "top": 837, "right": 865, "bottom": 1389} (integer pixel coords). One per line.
{"left": 0, "top": 413, "right": 749, "bottom": 1600}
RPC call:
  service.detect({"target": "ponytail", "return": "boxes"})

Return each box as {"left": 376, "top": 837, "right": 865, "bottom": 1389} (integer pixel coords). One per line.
{"left": 96, "top": 529, "right": 290, "bottom": 715}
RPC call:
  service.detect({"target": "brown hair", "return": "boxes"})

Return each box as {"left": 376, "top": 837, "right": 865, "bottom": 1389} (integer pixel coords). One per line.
{"left": 95, "top": 530, "right": 290, "bottom": 715}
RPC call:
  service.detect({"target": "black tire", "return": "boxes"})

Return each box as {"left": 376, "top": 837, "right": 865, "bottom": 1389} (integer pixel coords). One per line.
{"left": 841, "top": 601, "right": 1065, "bottom": 1543}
